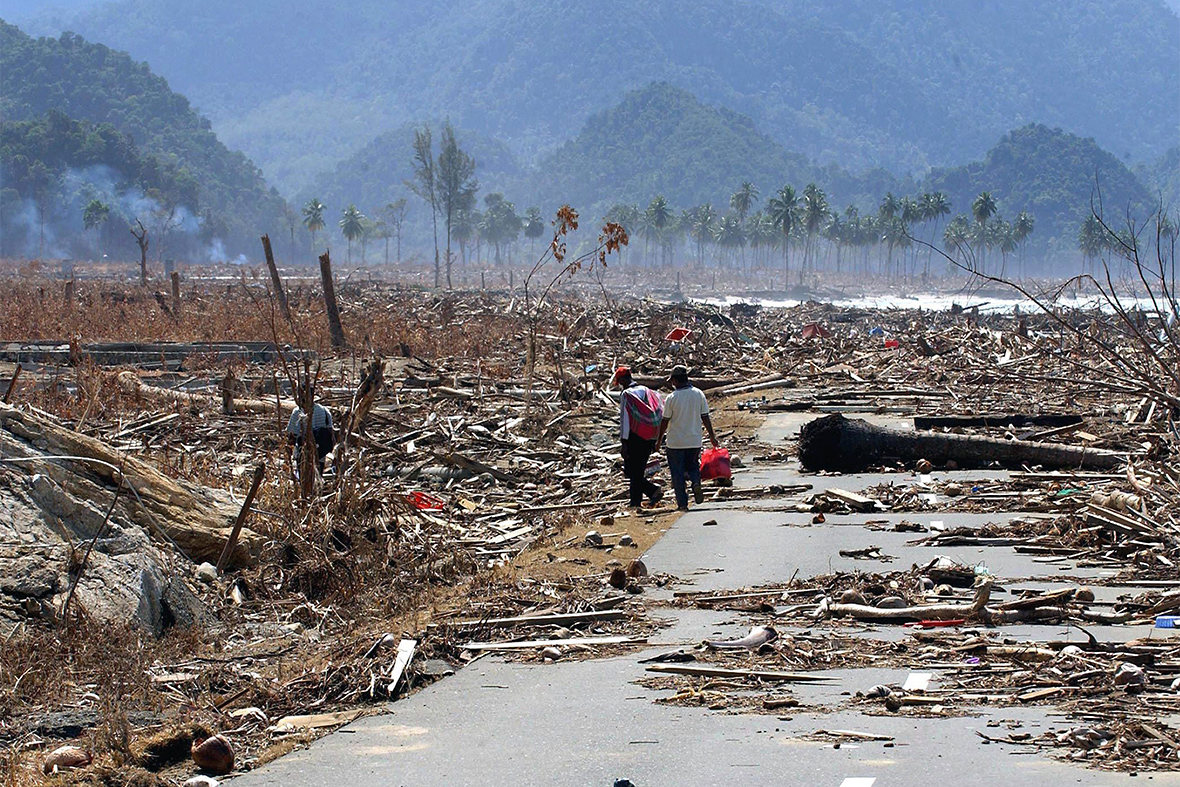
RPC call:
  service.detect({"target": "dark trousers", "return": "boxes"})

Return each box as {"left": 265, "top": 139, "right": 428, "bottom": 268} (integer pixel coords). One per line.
{"left": 622, "top": 434, "right": 660, "bottom": 506}
{"left": 295, "top": 427, "right": 335, "bottom": 473}
{"left": 666, "top": 447, "right": 702, "bottom": 509}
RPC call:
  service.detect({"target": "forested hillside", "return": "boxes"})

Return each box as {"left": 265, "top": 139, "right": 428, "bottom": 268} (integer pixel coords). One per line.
{"left": 925, "top": 124, "right": 1154, "bottom": 252}
{"left": 26, "top": 0, "right": 1178, "bottom": 196}
{"left": 0, "top": 111, "right": 201, "bottom": 259}
{"left": 0, "top": 21, "right": 288, "bottom": 255}
{"left": 533, "top": 83, "right": 904, "bottom": 218}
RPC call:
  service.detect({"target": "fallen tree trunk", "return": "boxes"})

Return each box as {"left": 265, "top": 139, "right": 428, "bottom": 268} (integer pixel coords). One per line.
{"left": 913, "top": 413, "right": 1083, "bottom": 430}
{"left": 799, "top": 413, "right": 1122, "bottom": 472}
{"left": 118, "top": 371, "right": 296, "bottom": 417}
{"left": 0, "top": 402, "right": 263, "bottom": 567}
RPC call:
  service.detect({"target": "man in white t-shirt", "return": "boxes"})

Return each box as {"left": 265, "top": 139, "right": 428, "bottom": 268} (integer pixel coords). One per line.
{"left": 657, "top": 365, "right": 719, "bottom": 511}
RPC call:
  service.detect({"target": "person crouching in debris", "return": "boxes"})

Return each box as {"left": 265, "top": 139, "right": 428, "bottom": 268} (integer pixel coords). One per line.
{"left": 657, "top": 365, "right": 719, "bottom": 511}
{"left": 287, "top": 391, "right": 335, "bottom": 476}
{"left": 614, "top": 366, "right": 664, "bottom": 509}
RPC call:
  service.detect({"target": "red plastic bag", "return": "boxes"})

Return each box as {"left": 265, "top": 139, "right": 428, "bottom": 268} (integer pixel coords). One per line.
{"left": 407, "top": 491, "right": 446, "bottom": 511}
{"left": 699, "top": 447, "right": 732, "bottom": 481}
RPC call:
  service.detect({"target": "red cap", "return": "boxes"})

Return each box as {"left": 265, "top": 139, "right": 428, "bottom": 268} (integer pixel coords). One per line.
{"left": 612, "top": 366, "right": 631, "bottom": 384}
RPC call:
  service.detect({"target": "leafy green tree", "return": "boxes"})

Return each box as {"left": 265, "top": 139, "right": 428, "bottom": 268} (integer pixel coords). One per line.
{"left": 82, "top": 198, "right": 109, "bottom": 252}
{"left": 767, "top": 184, "right": 799, "bottom": 288}
{"left": 730, "top": 182, "right": 759, "bottom": 224}
{"left": 453, "top": 207, "right": 478, "bottom": 266}
{"left": 302, "top": 198, "right": 325, "bottom": 257}
{"left": 339, "top": 204, "right": 365, "bottom": 264}
{"left": 436, "top": 121, "right": 478, "bottom": 289}
{"left": 406, "top": 126, "right": 441, "bottom": 287}
{"left": 479, "top": 192, "right": 521, "bottom": 265}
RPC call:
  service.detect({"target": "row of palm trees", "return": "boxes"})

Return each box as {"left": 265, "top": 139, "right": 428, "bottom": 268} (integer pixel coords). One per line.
{"left": 299, "top": 197, "right": 411, "bottom": 265}
{"left": 597, "top": 184, "right": 1042, "bottom": 286}
{"left": 603, "top": 184, "right": 960, "bottom": 284}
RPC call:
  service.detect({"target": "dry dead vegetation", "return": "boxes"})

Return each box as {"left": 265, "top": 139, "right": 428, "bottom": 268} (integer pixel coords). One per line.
{"left": 0, "top": 245, "right": 1177, "bottom": 782}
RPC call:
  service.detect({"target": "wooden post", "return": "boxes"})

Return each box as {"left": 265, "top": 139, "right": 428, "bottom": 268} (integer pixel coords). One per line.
{"left": 216, "top": 464, "right": 265, "bottom": 572}
{"left": 3, "top": 364, "right": 22, "bottom": 403}
{"left": 64, "top": 278, "right": 75, "bottom": 304}
{"left": 261, "top": 234, "right": 293, "bottom": 326}
{"left": 319, "top": 251, "right": 346, "bottom": 349}
{"left": 170, "top": 271, "right": 181, "bottom": 315}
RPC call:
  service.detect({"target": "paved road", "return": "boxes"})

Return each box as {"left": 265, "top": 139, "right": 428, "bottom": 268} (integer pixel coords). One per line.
{"left": 232, "top": 415, "right": 1180, "bottom": 787}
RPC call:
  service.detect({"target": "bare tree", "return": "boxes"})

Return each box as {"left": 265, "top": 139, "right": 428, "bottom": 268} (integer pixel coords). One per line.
{"left": 130, "top": 219, "right": 150, "bottom": 286}
{"left": 521, "top": 206, "right": 628, "bottom": 411}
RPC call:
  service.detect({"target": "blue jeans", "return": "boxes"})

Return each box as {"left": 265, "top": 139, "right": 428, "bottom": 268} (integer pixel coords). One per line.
{"left": 666, "top": 447, "right": 701, "bottom": 509}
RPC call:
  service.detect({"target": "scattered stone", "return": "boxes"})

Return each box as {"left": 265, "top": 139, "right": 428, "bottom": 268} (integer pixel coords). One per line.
{"left": 839, "top": 589, "right": 867, "bottom": 605}
{"left": 43, "top": 745, "right": 92, "bottom": 774}
{"left": 618, "top": 534, "right": 635, "bottom": 547}
{"left": 875, "top": 596, "right": 907, "bottom": 609}
{"left": 626, "top": 558, "right": 648, "bottom": 578}
{"left": 196, "top": 562, "right": 218, "bottom": 584}
{"left": 184, "top": 777, "right": 220, "bottom": 787}
{"left": 191, "top": 733, "right": 234, "bottom": 775}
{"left": 584, "top": 530, "right": 603, "bottom": 546}
{"left": 608, "top": 568, "right": 627, "bottom": 589}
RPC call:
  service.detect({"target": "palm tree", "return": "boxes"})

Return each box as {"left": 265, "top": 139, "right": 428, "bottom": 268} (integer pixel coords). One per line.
{"left": 944, "top": 215, "right": 973, "bottom": 264}
{"left": 644, "top": 196, "right": 672, "bottom": 267}
{"left": 730, "top": 182, "right": 760, "bottom": 224}
{"left": 767, "top": 185, "right": 799, "bottom": 289}
{"left": 339, "top": 204, "right": 365, "bottom": 264}
{"left": 524, "top": 207, "right": 545, "bottom": 258}
{"left": 1078, "top": 215, "right": 1107, "bottom": 272}
{"left": 748, "top": 212, "right": 777, "bottom": 269}
{"left": 713, "top": 214, "right": 746, "bottom": 269}
{"left": 1013, "top": 211, "right": 1035, "bottom": 275}
{"left": 302, "top": 198, "right": 326, "bottom": 258}
{"left": 686, "top": 204, "right": 718, "bottom": 266}
{"left": 971, "top": 191, "right": 998, "bottom": 272}
{"left": 604, "top": 204, "right": 640, "bottom": 267}
{"left": 920, "top": 192, "right": 952, "bottom": 275}
{"left": 800, "top": 184, "right": 829, "bottom": 281}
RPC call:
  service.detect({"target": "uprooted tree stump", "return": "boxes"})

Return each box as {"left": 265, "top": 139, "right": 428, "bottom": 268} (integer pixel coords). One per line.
{"left": 1, "top": 402, "right": 264, "bottom": 567}
{"left": 798, "top": 413, "right": 1123, "bottom": 472}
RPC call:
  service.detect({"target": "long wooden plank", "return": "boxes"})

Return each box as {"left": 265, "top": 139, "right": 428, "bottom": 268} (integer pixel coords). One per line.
{"left": 464, "top": 635, "right": 644, "bottom": 651}
{"left": 448, "top": 609, "right": 626, "bottom": 629}
{"left": 645, "top": 665, "right": 833, "bottom": 682}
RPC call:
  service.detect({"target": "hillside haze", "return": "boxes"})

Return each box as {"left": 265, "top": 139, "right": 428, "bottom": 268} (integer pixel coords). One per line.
{"left": 26, "top": 0, "right": 1180, "bottom": 197}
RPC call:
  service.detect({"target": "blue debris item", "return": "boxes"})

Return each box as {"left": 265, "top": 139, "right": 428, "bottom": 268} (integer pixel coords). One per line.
{"left": 1156, "top": 616, "right": 1180, "bottom": 628}
{"left": 870, "top": 326, "right": 885, "bottom": 336}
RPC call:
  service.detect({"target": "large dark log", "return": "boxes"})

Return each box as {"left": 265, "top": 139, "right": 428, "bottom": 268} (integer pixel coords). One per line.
{"left": 261, "top": 234, "right": 293, "bottom": 326}
{"left": 798, "top": 413, "right": 1122, "bottom": 472}
{"left": 319, "top": 250, "right": 346, "bottom": 349}
{"left": 913, "top": 413, "right": 1083, "bottom": 430}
